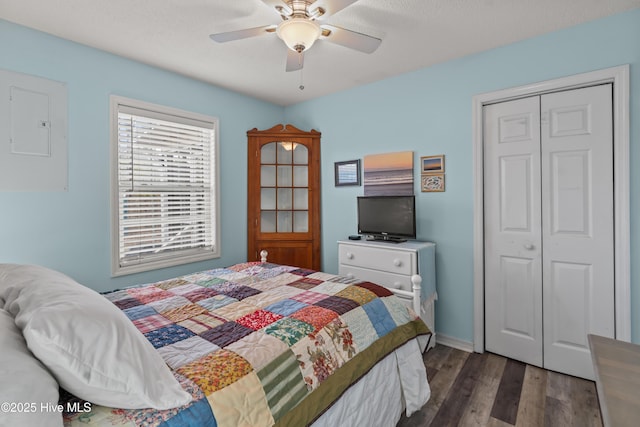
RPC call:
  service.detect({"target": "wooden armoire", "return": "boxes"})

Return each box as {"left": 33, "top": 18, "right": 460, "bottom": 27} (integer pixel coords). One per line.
{"left": 247, "top": 124, "right": 321, "bottom": 270}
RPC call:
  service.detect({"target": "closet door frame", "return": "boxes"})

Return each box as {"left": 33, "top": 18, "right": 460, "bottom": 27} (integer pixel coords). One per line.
{"left": 472, "top": 65, "right": 630, "bottom": 353}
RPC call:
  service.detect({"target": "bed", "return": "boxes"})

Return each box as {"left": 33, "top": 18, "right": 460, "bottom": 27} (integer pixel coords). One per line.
{"left": 0, "top": 261, "right": 431, "bottom": 427}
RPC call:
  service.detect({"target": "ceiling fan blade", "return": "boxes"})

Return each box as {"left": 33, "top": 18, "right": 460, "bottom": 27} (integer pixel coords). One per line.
{"left": 311, "top": 0, "right": 359, "bottom": 17}
{"left": 260, "top": 0, "right": 292, "bottom": 17}
{"left": 320, "top": 24, "right": 381, "bottom": 53}
{"left": 286, "top": 49, "right": 304, "bottom": 72}
{"left": 209, "top": 25, "right": 276, "bottom": 43}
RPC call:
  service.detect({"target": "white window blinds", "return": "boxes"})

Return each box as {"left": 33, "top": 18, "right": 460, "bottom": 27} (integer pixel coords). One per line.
{"left": 112, "top": 99, "right": 218, "bottom": 274}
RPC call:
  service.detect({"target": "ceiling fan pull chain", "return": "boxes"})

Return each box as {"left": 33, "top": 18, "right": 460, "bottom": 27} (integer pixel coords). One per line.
{"left": 299, "top": 54, "right": 305, "bottom": 90}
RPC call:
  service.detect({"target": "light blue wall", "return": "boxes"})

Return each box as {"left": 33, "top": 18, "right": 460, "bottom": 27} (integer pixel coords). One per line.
{"left": 0, "top": 19, "right": 283, "bottom": 292}
{"left": 2, "top": 9, "right": 639, "bottom": 345}
{"left": 284, "top": 9, "right": 640, "bottom": 344}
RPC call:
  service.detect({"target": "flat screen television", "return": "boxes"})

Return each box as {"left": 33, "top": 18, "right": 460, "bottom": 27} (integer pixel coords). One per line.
{"left": 357, "top": 195, "right": 416, "bottom": 243}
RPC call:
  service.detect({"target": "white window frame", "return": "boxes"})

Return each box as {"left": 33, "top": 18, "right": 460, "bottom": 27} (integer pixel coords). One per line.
{"left": 110, "top": 96, "right": 220, "bottom": 276}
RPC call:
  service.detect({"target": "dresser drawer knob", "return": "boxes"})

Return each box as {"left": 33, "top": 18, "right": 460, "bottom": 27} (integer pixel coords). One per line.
{"left": 347, "top": 273, "right": 354, "bottom": 279}
{"left": 346, "top": 252, "right": 354, "bottom": 260}
{"left": 393, "top": 258, "right": 402, "bottom": 267}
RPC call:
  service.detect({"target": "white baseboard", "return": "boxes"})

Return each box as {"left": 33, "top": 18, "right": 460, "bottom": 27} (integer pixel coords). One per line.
{"left": 435, "top": 333, "right": 474, "bottom": 353}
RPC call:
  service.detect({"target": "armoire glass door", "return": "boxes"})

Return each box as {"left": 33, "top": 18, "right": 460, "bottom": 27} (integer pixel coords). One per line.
{"left": 259, "top": 141, "right": 309, "bottom": 234}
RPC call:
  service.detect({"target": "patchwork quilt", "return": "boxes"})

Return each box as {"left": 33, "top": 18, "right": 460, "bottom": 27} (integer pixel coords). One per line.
{"left": 63, "top": 262, "right": 430, "bottom": 427}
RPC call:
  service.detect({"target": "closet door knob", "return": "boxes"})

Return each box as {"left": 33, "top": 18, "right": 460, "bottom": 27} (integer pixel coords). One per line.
{"left": 524, "top": 243, "right": 534, "bottom": 250}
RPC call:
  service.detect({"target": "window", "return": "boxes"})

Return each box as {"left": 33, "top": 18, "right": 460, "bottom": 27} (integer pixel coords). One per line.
{"left": 110, "top": 96, "right": 219, "bottom": 276}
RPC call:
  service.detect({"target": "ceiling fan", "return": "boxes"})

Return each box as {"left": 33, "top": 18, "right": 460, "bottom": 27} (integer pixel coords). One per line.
{"left": 209, "top": 0, "right": 382, "bottom": 72}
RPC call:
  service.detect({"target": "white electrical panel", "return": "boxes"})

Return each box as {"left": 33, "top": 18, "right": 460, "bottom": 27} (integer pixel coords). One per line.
{"left": 0, "top": 69, "right": 67, "bottom": 191}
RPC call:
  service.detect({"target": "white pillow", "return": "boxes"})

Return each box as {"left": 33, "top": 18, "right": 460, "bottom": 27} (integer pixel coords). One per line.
{"left": 0, "top": 264, "right": 192, "bottom": 410}
{"left": 0, "top": 309, "right": 63, "bottom": 427}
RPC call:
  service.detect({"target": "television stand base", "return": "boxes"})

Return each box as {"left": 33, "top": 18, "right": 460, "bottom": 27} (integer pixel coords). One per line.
{"left": 365, "top": 235, "right": 407, "bottom": 244}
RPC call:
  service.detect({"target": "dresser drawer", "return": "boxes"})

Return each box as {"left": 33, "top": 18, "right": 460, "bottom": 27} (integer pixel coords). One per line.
{"left": 338, "top": 243, "right": 414, "bottom": 276}
{"left": 339, "top": 264, "right": 413, "bottom": 293}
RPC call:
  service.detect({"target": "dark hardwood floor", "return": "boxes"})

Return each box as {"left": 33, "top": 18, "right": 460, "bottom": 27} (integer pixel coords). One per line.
{"left": 397, "top": 344, "right": 602, "bottom": 427}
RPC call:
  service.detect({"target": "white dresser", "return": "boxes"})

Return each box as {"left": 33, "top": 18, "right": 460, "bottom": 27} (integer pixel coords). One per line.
{"left": 337, "top": 239, "right": 436, "bottom": 349}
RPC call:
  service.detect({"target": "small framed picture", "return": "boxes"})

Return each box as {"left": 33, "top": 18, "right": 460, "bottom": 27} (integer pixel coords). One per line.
{"left": 421, "top": 173, "right": 445, "bottom": 192}
{"left": 334, "top": 159, "right": 361, "bottom": 186}
{"left": 421, "top": 155, "right": 445, "bottom": 174}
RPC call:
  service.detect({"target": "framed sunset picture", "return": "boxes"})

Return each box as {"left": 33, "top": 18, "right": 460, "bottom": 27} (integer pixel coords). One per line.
{"left": 421, "top": 155, "right": 445, "bottom": 174}
{"left": 363, "top": 151, "right": 414, "bottom": 196}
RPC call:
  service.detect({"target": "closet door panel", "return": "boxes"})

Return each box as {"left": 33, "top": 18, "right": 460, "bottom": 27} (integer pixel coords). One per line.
{"left": 483, "top": 96, "right": 543, "bottom": 367}
{"left": 541, "top": 84, "right": 614, "bottom": 379}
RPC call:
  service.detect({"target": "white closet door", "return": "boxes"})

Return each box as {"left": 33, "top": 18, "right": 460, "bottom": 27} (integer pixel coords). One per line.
{"left": 540, "top": 84, "right": 615, "bottom": 379}
{"left": 484, "top": 84, "right": 615, "bottom": 380}
{"left": 484, "top": 96, "right": 543, "bottom": 367}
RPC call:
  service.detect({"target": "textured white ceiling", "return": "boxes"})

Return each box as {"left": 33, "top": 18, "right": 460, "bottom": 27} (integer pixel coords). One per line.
{"left": 2, "top": 0, "right": 639, "bottom": 106}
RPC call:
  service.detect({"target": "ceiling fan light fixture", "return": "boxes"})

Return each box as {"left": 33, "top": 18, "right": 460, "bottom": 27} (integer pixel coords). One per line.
{"left": 276, "top": 18, "right": 321, "bottom": 53}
